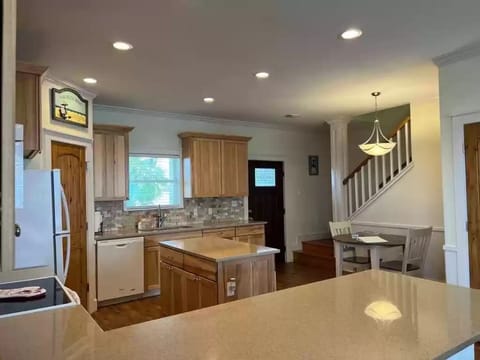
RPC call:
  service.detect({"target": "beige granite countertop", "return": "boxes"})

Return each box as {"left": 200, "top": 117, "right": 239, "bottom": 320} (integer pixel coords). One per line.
{"left": 95, "top": 220, "right": 267, "bottom": 241}
{"left": 159, "top": 236, "right": 279, "bottom": 262}
{"left": 1, "top": 270, "right": 480, "bottom": 359}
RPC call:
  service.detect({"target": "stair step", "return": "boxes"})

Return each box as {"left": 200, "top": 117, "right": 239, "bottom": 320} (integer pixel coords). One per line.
{"left": 293, "top": 250, "right": 335, "bottom": 275}
{"left": 301, "top": 239, "right": 334, "bottom": 258}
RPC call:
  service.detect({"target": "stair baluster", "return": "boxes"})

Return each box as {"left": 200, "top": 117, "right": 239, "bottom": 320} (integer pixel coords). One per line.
{"left": 343, "top": 116, "right": 413, "bottom": 218}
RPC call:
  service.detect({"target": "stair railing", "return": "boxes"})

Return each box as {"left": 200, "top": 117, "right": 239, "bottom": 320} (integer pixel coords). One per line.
{"left": 343, "top": 116, "right": 413, "bottom": 217}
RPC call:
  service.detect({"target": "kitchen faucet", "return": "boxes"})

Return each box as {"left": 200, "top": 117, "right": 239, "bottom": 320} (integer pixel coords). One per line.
{"left": 157, "top": 204, "right": 167, "bottom": 228}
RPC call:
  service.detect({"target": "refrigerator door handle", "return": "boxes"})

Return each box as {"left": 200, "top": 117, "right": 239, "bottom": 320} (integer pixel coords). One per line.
{"left": 63, "top": 234, "right": 71, "bottom": 282}
{"left": 60, "top": 186, "right": 71, "bottom": 234}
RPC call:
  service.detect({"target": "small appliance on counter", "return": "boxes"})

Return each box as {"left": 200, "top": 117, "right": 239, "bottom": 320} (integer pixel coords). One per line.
{"left": 137, "top": 217, "right": 156, "bottom": 231}
{"left": 94, "top": 211, "right": 104, "bottom": 235}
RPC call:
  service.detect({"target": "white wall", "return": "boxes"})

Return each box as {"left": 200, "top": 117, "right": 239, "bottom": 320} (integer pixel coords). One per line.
{"left": 351, "top": 98, "right": 445, "bottom": 281}
{"left": 437, "top": 52, "right": 480, "bottom": 286}
{"left": 93, "top": 106, "right": 332, "bottom": 261}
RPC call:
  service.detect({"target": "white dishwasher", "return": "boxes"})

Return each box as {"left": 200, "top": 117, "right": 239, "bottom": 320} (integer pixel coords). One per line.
{"left": 97, "top": 237, "right": 144, "bottom": 301}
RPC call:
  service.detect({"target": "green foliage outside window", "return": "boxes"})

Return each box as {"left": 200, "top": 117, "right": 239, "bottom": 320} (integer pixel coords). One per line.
{"left": 125, "top": 155, "right": 181, "bottom": 209}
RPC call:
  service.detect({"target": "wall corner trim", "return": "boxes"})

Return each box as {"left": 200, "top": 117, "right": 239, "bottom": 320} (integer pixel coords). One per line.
{"left": 433, "top": 40, "right": 480, "bottom": 67}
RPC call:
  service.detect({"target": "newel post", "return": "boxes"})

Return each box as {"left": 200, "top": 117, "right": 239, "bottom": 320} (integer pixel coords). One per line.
{"left": 326, "top": 117, "right": 351, "bottom": 221}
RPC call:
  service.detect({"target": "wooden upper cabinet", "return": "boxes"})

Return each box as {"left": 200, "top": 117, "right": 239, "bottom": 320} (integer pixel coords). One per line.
{"left": 93, "top": 125, "right": 133, "bottom": 201}
{"left": 222, "top": 140, "right": 248, "bottom": 196}
{"left": 179, "top": 132, "right": 251, "bottom": 198}
{"left": 193, "top": 138, "right": 222, "bottom": 197}
{"left": 15, "top": 63, "right": 47, "bottom": 159}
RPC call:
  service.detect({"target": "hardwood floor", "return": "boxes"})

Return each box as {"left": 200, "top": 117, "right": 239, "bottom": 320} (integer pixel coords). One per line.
{"left": 92, "top": 262, "right": 334, "bottom": 331}
{"left": 91, "top": 296, "right": 163, "bottom": 331}
{"left": 275, "top": 262, "right": 334, "bottom": 290}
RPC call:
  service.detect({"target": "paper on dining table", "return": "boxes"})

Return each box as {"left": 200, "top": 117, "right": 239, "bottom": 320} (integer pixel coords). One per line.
{"left": 358, "top": 236, "right": 388, "bottom": 243}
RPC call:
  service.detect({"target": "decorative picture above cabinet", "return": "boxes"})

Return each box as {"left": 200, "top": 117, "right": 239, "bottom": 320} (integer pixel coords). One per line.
{"left": 179, "top": 132, "right": 251, "bottom": 198}
{"left": 93, "top": 124, "right": 133, "bottom": 201}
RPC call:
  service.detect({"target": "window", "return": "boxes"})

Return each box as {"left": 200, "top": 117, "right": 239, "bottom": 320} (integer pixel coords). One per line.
{"left": 254, "top": 168, "right": 276, "bottom": 187}
{"left": 125, "top": 154, "right": 182, "bottom": 209}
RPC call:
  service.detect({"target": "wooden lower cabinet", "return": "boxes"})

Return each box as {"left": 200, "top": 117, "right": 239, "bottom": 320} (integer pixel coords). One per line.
{"left": 202, "top": 227, "right": 235, "bottom": 240}
{"left": 160, "top": 262, "right": 173, "bottom": 315}
{"left": 221, "top": 255, "right": 275, "bottom": 303}
{"left": 235, "top": 233, "right": 265, "bottom": 246}
{"left": 198, "top": 277, "right": 218, "bottom": 308}
{"left": 144, "top": 246, "right": 161, "bottom": 291}
{"left": 159, "top": 242, "right": 275, "bottom": 316}
{"left": 161, "top": 261, "right": 218, "bottom": 316}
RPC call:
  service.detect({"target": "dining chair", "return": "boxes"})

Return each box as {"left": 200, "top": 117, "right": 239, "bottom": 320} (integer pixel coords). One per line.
{"left": 380, "top": 227, "right": 433, "bottom": 276}
{"left": 329, "top": 221, "right": 370, "bottom": 272}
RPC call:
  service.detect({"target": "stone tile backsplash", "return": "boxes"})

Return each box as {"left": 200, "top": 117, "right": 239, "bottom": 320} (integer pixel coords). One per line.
{"left": 96, "top": 197, "right": 245, "bottom": 231}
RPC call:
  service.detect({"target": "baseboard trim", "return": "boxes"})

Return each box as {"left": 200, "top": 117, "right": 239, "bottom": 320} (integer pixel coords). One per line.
{"left": 443, "top": 244, "right": 461, "bottom": 286}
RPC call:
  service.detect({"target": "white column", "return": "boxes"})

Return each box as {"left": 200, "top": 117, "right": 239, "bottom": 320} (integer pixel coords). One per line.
{"left": 327, "top": 117, "right": 351, "bottom": 221}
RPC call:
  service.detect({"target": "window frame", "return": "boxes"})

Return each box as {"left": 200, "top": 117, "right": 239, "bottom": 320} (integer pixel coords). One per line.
{"left": 124, "top": 153, "right": 184, "bottom": 211}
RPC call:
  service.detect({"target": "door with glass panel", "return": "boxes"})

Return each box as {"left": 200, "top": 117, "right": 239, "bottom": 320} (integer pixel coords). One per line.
{"left": 248, "top": 160, "right": 285, "bottom": 262}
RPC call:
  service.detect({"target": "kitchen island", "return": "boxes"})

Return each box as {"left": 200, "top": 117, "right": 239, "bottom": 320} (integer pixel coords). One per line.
{"left": 1, "top": 270, "right": 480, "bottom": 359}
{"left": 159, "top": 236, "right": 279, "bottom": 316}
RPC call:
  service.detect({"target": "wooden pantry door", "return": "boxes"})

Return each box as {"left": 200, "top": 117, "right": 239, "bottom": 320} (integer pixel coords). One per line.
{"left": 52, "top": 141, "right": 87, "bottom": 305}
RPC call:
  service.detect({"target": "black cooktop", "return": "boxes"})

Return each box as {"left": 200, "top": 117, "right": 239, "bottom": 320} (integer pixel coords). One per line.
{"left": 0, "top": 277, "right": 72, "bottom": 316}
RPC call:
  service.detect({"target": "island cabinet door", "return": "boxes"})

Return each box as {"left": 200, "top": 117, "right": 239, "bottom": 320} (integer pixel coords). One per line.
{"left": 252, "top": 255, "right": 276, "bottom": 295}
{"left": 160, "top": 262, "right": 173, "bottom": 316}
{"left": 144, "top": 246, "right": 161, "bottom": 291}
{"left": 198, "top": 277, "right": 218, "bottom": 308}
{"left": 183, "top": 270, "right": 201, "bottom": 313}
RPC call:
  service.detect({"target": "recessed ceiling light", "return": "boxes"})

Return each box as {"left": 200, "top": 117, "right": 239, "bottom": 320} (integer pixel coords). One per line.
{"left": 203, "top": 97, "right": 215, "bottom": 103}
{"left": 340, "top": 28, "right": 363, "bottom": 40}
{"left": 113, "top": 41, "right": 133, "bottom": 51}
{"left": 255, "top": 71, "right": 270, "bottom": 79}
{"left": 285, "top": 114, "right": 300, "bottom": 118}
{"left": 83, "top": 77, "right": 97, "bottom": 84}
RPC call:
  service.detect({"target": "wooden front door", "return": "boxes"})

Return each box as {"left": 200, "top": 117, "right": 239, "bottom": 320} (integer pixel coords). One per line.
{"left": 465, "top": 123, "right": 480, "bottom": 289}
{"left": 51, "top": 141, "right": 87, "bottom": 305}
{"left": 248, "top": 160, "right": 285, "bottom": 262}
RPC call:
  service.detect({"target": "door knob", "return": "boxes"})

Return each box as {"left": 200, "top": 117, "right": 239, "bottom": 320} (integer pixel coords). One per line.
{"left": 15, "top": 224, "right": 21, "bottom": 237}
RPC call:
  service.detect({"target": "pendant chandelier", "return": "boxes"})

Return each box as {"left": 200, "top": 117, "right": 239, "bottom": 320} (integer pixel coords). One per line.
{"left": 358, "top": 92, "right": 396, "bottom": 156}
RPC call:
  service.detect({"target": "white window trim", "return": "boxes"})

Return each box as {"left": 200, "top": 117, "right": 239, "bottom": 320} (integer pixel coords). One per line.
{"left": 124, "top": 153, "right": 184, "bottom": 211}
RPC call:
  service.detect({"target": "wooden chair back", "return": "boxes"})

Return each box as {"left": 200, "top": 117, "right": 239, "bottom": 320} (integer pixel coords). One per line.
{"left": 403, "top": 227, "right": 433, "bottom": 274}
{"left": 329, "top": 221, "right": 352, "bottom": 237}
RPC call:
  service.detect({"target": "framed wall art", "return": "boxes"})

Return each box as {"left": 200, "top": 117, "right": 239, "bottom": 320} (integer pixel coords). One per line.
{"left": 51, "top": 88, "right": 89, "bottom": 128}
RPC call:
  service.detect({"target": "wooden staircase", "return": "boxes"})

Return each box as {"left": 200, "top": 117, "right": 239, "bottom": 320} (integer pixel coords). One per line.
{"left": 293, "top": 239, "right": 336, "bottom": 277}
{"left": 343, "top": 116, "right": 414, "bottom": 218}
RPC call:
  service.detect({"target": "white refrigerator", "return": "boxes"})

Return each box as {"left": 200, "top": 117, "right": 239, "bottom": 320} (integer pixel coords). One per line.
{"left": 14, "top": 169, "right": 71, "bottom": 284}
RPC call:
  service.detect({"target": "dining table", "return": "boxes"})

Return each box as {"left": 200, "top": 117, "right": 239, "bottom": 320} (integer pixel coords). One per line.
{"left": 333, "top": 233, "right": 406, "bottom": 277}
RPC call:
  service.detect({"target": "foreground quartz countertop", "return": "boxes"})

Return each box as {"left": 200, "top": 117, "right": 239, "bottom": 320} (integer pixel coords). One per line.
{"left": 160, "top": 236, "right": 279, "bottom": 262}
{"left": 1, "top": 270, "right": 480, "bottom": 359}
{"left": 95, "top": 220, "right": 267, "bottom": 241}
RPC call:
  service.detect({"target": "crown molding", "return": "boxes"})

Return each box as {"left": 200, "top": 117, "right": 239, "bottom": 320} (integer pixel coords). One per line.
{"left": 325, "top": 116, "right": 353, "bottom": 126}
{"left": 93, "top": 104, "right": 327, "bottom": 134}
{"left": 433, "top": 39, "right": 480, "bottom": 67}
{"left": 44, "top": 73, "right": 97, "bottom": 100}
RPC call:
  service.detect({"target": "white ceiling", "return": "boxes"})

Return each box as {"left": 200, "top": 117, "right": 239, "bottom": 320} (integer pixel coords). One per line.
{"left": 16, "top": 0, "right": 480, "bottom": 126}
